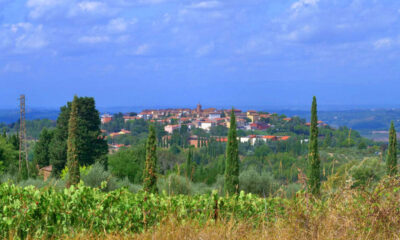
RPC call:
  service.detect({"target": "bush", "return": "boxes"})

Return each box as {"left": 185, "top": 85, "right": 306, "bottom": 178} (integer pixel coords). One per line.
{"left": 0, "top": 173, "right": 18, "bottom": 184}
{"left": 115, "top": 177, "right": 142, "bottom": 193}
{"left": 239, "top": 167, "right": 277, "bottom": 196}
{"left": 81, "top": 162, "right": 120, "bottom": 192}
{"left": 157, "top": 174, "right": 191, "bottom": 195}
{"left": 191, "top": 182, "right": 213, "bottom": 195}
{"left": 18, "top": 178, "right": 47, "bottom": 188}
{"left": 350, "top": 158, "right": 385, "bottom": 188}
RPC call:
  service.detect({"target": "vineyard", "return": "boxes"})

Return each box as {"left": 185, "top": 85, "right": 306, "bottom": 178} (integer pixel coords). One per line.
{"left": 2, "top": 179, "right": 400, "bottom": 239}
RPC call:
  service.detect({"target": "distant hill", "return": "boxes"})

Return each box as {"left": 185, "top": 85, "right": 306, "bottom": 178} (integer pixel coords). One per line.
{"left": 0, "top": 109, "right": 60, "bottom": 124}
{"left": 276, "top": 109, "right": 400, "bottom": 141}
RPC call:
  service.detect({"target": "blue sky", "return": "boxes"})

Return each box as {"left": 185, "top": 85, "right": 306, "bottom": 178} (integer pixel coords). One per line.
{"left": 0, "top": 0, "right": 399, "bottom": 109}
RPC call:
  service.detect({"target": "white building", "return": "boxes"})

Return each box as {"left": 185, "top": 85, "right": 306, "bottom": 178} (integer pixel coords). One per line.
{"left": 208, "top": 112, "right": 221, "bottom": 120}
{"left": 200, "top": 121, "right": 216, "bottom": 131}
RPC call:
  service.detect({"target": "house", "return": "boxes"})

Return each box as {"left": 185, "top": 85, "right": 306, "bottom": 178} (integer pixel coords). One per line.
{"left": 39, "top": 165, "right": 52, "bottom": 181}
{"left": 164, "top": 124, "right": 180, "bottom": 134}
{"left": 123, "top": 116, "right": 139, "bottom": 122}
{"left": 208, "top": 112, "right": 221, "bottom": 120}
{"left": 200, "top": 121, "right": 216, "bottom": 131}
{"left": 250, "top": 122, "right": 270, "bottom": 130}
{"left": 101, "top": 114, "right": 113, "bottom": 124}
{"left": 138, "top": 111, "right": 153, "bottom": 120}
{"left": 109, "top": 129, "right": 131, "bottom": 138}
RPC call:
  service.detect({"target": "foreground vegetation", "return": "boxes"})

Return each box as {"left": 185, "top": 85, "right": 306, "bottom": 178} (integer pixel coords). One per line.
{"left": 2, "top": 177, "right": 400, "bottom": 239}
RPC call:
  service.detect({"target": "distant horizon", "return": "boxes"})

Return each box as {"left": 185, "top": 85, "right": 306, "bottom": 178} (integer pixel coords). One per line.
{"left": 3, "top": 103, "right": 400, "bottom": 113}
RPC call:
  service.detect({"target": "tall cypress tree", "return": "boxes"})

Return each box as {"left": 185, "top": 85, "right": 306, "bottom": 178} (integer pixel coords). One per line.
{"left": 186, "top": 146, "right": 193, "bottom": 180}
{"left": 308, "top": 96, "right": 321, "bottom": 195}
{"left": 143, "top": 125, "right": 158, "bottom": 193}
{"left": 387, "top": 121, "right": 397, "bottom": 176}
{"left": 224, "top": 108, "right": 239, "bottom": 195}
{"left": 66, "top": 96, "right": 80, "bottom": 187}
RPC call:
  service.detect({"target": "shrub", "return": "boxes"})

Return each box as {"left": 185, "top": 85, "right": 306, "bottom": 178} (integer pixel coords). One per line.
{"left": 18, "top": 178, "right": 47, "bottom": 188}
{"left": 157, "top": 173, "right": 191, "bottom": 195}
{"left": 239, "top": 167, "right": 277, "bottom": 196}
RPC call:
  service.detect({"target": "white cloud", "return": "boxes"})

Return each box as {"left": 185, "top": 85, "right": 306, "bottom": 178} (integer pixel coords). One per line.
{"left": 1, "top": 23, "right": 48, "bottom": 52}
{"left": 78, "top": 35, "right": 110, "bottom": 43}
{"left": 106, "top": 18, "right": 137, "bottom": 33}
{"left": 2, "top": 62, "right": 31, "bottom": 73}
{"left": 78, "top": 1, "right": 105, "bottom": 12}
{"left": 374, "top": 38, "right": 393, "bottom": 49}
{"left": 188, "top": 1, "right": 221, "bottom": 9}
{"left": 291, "top": 0, "right": 319, "bottom": 12}
{"left": 196, "top": 42, "right": 214, "bottom": 57}
{"left": 134, "top": 44, "right": 150, "bottom": 55}
{"left": 138, "top": 0, "right": 166, "bottom": 4}
{"left": 26, "top": 0, "right": 67, "bottom": 19}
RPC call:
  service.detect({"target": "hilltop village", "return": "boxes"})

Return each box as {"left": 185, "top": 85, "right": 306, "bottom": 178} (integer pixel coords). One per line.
{"left": 101, "top": 104, "right": 324, "bottom": 151}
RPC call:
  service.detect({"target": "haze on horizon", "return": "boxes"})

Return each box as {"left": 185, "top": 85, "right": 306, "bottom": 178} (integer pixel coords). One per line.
{"left": 0, "top": 0, "right": 399, "bottom": 109}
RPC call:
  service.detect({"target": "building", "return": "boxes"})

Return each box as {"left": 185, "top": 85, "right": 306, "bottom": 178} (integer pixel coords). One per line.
{"left": 250, "top": 122, "right": 270, "bottom": 130}
{"left": 101, "top": 114, "right": 113, "bottom": 124}
{"left": 165, "top": 124, "right": 180, "bottom": 134}
{"left": 39, "top": 165, "right": 52, "bottom": 181}
{"left": 200, "top": 121, "right": 216, "bottom": 131}
{"left": 208, "top": 112, "right": 221, "bottom": 120}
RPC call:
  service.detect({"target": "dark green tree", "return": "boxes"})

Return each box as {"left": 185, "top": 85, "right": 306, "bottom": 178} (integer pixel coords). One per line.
{"left": 186, "top": 146, "right": 193, "bottom": 180}
{"left": 50, "top": 97, "right": 108, "bottom": 176}
{"left": 224, "top": 108, "right": 239, "bottom": 195}
{"left": 67, "top": 96, "right": 80, "bottom": 187}
{"left": 308, "top": 96, "right": 321, "bottom": 195}
{"left": 387, "top": 121, "right": 397, "bottom": 176}
{"left": 34, "top": 128, "right": 54, "bottom": 168}
{"left": 143, "top": 125, "right": 158, "bottom": 193}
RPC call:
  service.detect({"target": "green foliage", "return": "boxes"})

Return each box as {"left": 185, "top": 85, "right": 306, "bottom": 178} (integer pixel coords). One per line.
{"left": 143, "top": 125, "right": 158, "bottom": 193}
{"left": 239, "top": 167, "right": 277, "bottom": 196}
{"left": 157, "top": 173, "right": 191, "bottom": 195}
{"left": 186, "top": 147, "right": 194, "bottom": 180}
{"left": 67, "top": 96, "right": 80, "bottom": 187}
{"left": 0, "top": 135, "right": 18, "bottom": 174}
{"left": 34, "top": 128, "right": 54, "bottom": 168}
{"left": 0, "top": 182, "right": 286, "bottom": 238}
{"left": 50, "top": 96, "right": 108, "bottom": 176}
{"left": 108, "top": 145, "right": 145, "bottom": 184}
{"left": 350, "top": 158, "right": 385, "bottom": 188}
{"left": 308, "top": 96, "right": 321, "bottom": 195}
{"left": 224, "top": 108, "right": 239, "bottom": 195}
{"left": 387, "top": 121, "right": 397, "bottom": 176}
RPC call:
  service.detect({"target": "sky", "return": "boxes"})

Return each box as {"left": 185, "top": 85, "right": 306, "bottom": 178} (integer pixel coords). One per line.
{"left": 0, "top": 0, "right": 400, "bottom": 109}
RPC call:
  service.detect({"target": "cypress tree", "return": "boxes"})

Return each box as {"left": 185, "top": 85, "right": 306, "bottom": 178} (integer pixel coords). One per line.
{"left": 186, "top": 146, "right": 193, "bottom": 180}
{"left": 308, "top": 96, "right": 321, "bottom": 195}
{"left": 224, "top": 108, "right": 239, "bottom": 195}
{"left": 66, "top": 96, "right": 80, "bottom": 187}
{"left": 387, "top": 121, "right": 397, "bottom": 176}
{"left": 143, "top": 125, "right": 158, "bottom": 193}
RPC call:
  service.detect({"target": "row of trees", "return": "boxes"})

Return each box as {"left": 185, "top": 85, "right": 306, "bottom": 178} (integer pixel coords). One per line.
{"left": 39, "top": 95, "right": 400, "bottom": 197}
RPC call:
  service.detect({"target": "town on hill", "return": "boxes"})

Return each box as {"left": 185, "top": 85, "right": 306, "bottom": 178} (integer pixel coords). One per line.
{"left": 101, "top": 103, "right": 326, "bottom": 151}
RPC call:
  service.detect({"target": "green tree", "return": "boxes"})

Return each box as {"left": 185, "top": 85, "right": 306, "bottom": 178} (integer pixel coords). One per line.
{"left": 50, "top": 97, "right": 108, "bottom": 176}
{"left": 67, "top": 96, "right": 80, "bottom": 187}
{"left": 224, "top": 108, "right": 239, "bottom": 195}
{"left": 387, "top": 121, "right": 397, "bottom": 176}
{"left": 186, "top": 146, "right": 193, "bottom": 180}
{"left": 143, "top": 125, "right": 158, "bottom": 193}
{"left": 308, "top": 96, "right": 321, "bottom": 195}
{"left": 34, "top": 128, "right": 54, "bottom": 168}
